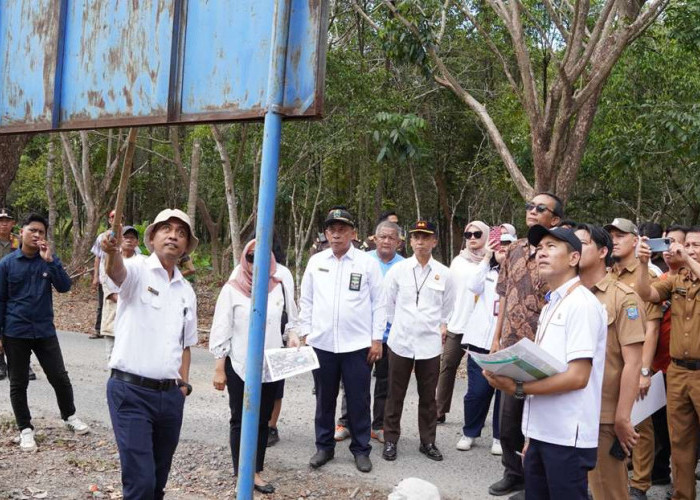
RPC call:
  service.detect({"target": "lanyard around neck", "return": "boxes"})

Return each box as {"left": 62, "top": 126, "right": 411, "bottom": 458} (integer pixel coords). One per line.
{"left": 413, "top": 265, "right": 431, "bottom": 306}
{"left": 535, "top": 281, "right": 581, "bottom": 345}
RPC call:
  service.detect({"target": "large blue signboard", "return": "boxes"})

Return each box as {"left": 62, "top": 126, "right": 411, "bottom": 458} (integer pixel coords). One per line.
{"left": 0, "top": 0, "right": 328, "bottom": 133}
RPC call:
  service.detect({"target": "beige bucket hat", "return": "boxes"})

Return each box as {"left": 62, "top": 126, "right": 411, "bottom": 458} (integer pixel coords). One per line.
{"left": 144, "top": 209, "right": 199, "bottom": 255}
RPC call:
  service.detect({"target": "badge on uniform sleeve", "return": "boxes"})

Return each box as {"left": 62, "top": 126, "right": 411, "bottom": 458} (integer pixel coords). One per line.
{"left": 349, "top": 273, "right": 362, "bottom": 291}
{"left": 626, "top": 305, "right": 639, "bottom": 320}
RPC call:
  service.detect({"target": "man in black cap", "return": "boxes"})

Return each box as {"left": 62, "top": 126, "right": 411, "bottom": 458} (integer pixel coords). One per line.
{"left": 485, "top": 225, "right": 607, "bottom": 498}
{"left": 381, "top": 220, "right": 455, "bottom": 462}
{"left": 298, "top": 207, "right": 385, "bottom": 473}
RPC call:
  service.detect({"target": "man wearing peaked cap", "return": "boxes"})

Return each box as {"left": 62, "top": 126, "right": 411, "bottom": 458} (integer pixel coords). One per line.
{"left": 0, "top": 208, "right": 20, "bottom": 381}
{"left": 381, "top": 220, "right": 456, "bottom": 463}
{"left": 101, "top": 208, "right": 198, "bottom": 499}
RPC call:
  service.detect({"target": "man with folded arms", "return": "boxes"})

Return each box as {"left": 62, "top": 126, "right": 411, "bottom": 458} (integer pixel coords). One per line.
{"left": 102, "top": 208, "right": 198, "bottom": 499}
{"left": 575, "top": 224, "right": 645, "bottom": 499}
{"left": 381, "top": 220, "right": 455, "bottom": 462}
{"left": 485, "top": 225, "right": 607, "bottom": 499}
{"left": 636, "top": 227, "right": 700, "bottom": 500}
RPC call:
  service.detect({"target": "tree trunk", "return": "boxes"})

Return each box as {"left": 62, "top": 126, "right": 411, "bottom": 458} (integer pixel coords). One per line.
{"left": 187, "top": 137, "right": 201, "bottom": 224}
{"left": 46, "top": 140, "right": 57, "bottom": 248}
{"left": 0, "top": 134, "right": 32, "bottom": 206}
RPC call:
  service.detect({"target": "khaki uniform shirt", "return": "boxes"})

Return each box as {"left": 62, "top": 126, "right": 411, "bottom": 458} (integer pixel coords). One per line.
{"left": 0, "top": 234, "right": 19, "bottom": 260}
{"left": 610, "top": 261, "right": 663, "bottom": 322}
{"left": 592, "top": 275, "right": 646, "bottom": 424}
{"left": 651, "top": 269, "right": 700, "bottom": 360}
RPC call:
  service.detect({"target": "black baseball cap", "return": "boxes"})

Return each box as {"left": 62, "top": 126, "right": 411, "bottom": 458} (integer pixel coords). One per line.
{"left": 527, "top": 224, "right": 582, "bottom": 253}
{"left": 122, "top": 225, "right": 139, "bottom": 238}
{"left": 323, "top": 208, "right": 355, "bottom": 229}
{"left": 409, "top": 220, "right": 437, "bottom": 235}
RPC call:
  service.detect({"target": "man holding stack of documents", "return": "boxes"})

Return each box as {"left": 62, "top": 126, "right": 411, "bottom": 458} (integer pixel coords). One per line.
{"left": 484, "top": 225, "right": 607, "bottom": 499}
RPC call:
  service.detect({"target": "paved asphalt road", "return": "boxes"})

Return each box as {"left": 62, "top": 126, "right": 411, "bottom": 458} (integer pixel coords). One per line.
{"left": 0, "top": 331, "right": 678, "bottom": 499}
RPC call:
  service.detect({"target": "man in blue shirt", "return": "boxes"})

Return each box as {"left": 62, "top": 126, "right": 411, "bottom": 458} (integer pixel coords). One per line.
{"left": 0, "top": 214, "right": 89, "bottom": 452}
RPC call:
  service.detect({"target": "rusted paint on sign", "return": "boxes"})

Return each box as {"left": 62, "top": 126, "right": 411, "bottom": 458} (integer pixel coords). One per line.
{"left": 0, "top": 0, "right": 328, "bottom": 134}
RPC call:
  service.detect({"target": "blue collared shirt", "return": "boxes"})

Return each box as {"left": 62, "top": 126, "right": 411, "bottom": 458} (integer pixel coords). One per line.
{"left": 0, "top": 249, "right": 72, "bottom": 338}
{"left": 367, "top": 250, "right": 404, "bottom": 342}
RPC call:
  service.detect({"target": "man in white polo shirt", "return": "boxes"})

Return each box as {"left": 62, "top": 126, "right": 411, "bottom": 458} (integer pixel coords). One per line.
{"left": 382, "top": 220, "right": 456, "bottom": 462}
{"left": 102, "top": 208, "right": 198, "bottom": 499}
{"left": 485, "top": 225, "right": 607, "bottom": 498}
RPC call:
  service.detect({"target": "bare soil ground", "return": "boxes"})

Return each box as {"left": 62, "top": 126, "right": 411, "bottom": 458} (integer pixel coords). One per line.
{"left": 0, "top": 416, "right": 388, "bottom": 499}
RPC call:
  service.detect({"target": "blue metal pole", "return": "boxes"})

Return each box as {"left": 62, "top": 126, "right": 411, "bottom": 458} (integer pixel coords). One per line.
{"left": 236, "top": 1, "right": 291, "bottom": 499}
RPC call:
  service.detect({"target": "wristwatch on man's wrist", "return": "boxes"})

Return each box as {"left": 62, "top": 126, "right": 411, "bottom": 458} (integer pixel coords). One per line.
{"left": 641, "top": 367, "right": 652, "bottom": 378}
{"left": 514, "top": 380, "right": 526, "bottom": 400}
{"left": 177, "top": 380, "right": 193, "bottom": 396}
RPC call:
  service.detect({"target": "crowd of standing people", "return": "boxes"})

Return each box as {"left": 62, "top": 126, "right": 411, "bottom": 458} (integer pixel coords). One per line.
{"left": 0, "top": 196, "right": 698, "bottom": 500}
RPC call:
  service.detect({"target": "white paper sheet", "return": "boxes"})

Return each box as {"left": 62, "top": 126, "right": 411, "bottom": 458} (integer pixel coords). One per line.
{"left": 470, "top": 338, "right": 568, "bottom": 382}
{"left": 263, "top": 346, "right": 320, "bottom": 382}
{"left": 631, "top": 371, "right": 666, "bottom": 426}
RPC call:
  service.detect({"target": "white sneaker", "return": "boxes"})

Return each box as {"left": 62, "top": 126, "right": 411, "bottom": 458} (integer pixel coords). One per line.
{"left": 491, "top": 438, "right": 503, "bottom": 455}
{"left": 19, "top": 428, "right": 37, "bottom": 452}
{"left": 456, "top": 435, "right": 474, "bottom": 451}
{"left": 64, "top": 415, "right": 90, "bottom": 435}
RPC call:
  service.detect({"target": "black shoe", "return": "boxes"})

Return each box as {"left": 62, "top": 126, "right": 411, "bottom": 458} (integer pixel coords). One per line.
{"left": 309, "top": 449, "right": 334, "bottom": 469}
{"left": 383, "top": 441, "right": 397, "bottom": 461}
{"left": 254, "top": 483, "right": 275, "bottom": 494}
{"left": 419, "top": 442, "right": 443, "bottom": 461}
{"left": 28, "top": 366, "right": 36, "bottom": 381}
{"left": 652, "top": 476, "right": 671, "bottom": 486}
{"left": 436, "top": 415, "right": 446, "bottom": 424}
{"left": 629, "top": 487, "right": 648, "bottom": 500}
{"left": 508, "top": 491, "right": 525, "bottom": 500}
{"left": 354, "top": 454, "right": 372, "bottom": 473}
{"left": 0, "top": 356, "right": 6, "bottom": 381}
{"left": 267, "top": 427, "right": 279, "bottom": 447}
{"left": 488, "top": 476, "right": 524, "bottom": 496}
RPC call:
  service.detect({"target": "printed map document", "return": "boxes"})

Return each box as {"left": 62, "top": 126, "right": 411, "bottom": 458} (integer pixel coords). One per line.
{"left": 631, "top": 371, "right": 666, "bottom": 426}
{"left": 263, "top": 346, "right": 320, "bottom": 382}
{"left": 470, "top": 338, "right": 567, "bottom": 381}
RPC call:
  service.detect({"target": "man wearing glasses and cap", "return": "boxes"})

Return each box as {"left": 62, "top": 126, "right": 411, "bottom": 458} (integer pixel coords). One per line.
{"left": 101, "top": 208, "right": 198, "bottom": 499}
{"left": 299, "top": 207, "right": 385, "bottom": 473}
{"left": 382, "top": 220, "right": 455, "bottom": 463}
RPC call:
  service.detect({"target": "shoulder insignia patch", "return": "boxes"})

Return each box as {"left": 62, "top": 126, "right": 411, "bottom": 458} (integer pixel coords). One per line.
{"left": 626, "top": 306, "right": 639, "bottom": 320}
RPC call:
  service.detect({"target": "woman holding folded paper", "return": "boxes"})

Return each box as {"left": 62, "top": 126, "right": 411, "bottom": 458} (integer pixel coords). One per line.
{"left": 209, "top": 238, "right": 299, "bottom": 495}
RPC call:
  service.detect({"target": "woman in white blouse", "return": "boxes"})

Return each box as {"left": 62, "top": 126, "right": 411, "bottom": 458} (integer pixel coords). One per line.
{"left": 456, "top": 227, "right": 513, "bottom": 454}
{"left": 209, "top": 239, "right": 299, "bottom": 494}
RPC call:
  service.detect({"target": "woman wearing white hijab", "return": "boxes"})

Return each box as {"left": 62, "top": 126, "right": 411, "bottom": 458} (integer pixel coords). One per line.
{"left": 436, "top": 221, "right": 490, "bottom": 423}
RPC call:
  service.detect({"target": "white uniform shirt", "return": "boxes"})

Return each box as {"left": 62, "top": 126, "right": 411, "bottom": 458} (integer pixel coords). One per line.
{"left": 299, "top": 245, "right": 385, "bottom": 353}
{"left": 385, "top": 256, "right": 456, "bottom": 359}
{"left": 446, "top": 256, "right": 483, "bottom": 334}
{"left": 521, "top": 276, "right": 607, "bottom": 448}
{"left": 210, "top": 265, "right": 299, "bottom": 379}
{"left": 109, "top": 253, "right": 198, "bottom": 380}
{"left": 463, "top": 262, "right": 500, "bottom": 350}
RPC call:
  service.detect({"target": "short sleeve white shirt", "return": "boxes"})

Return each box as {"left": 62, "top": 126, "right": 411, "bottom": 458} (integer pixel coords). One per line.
{"left": 522, "top": 276, "right": 607, "bottom": 448}
{"left": 109, "top": 253, "right": 198, "bottom": 380}
{"left": 298, "top": 246, "right": 385, "bottom": 353}
{"left": 385, "top": 256, "right": 455, "bottom": 359}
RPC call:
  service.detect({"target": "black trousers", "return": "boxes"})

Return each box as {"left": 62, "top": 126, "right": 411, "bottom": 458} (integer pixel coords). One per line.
{"left": 651, "top": 373, "right": 671, "bottom": 481}
{"left": 3, "top": 335, "right": 75, "bottom": 430}
{"left": 499, "top": 392, "right": 526, "bottom": 481}
{"left": 95, "top": 283, "right": 104, "bottom": 333}
{"left": 524, "top": 439, "right": 597, "bottom": 500}
{"left": 225, "top": 357, "right": 279, "bottom": 474}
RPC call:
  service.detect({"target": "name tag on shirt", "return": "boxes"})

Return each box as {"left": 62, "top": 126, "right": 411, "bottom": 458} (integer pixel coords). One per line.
{"left": 147, "top": 286, "right": 160, "bottom": 296}
{"left": 349, "top": 273, "right": 362, "bottom": 291}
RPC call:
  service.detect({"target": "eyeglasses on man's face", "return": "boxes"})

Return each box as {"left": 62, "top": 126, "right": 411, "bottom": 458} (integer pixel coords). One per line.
{"left": 525, "top": 202, "right": 555, "bottom": 215}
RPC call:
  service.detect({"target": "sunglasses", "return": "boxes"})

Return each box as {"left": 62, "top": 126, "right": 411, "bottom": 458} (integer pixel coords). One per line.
{"left": 525, "top": 202, "right": 554, "bottom": 214}
{"left": 245, "top": 253, "right": 254, "bottom": 263}
{"left": 464, "top": 231, "right": 483, "bottom": 239}
{"left": 500, "top": 240, "right": 512, "bottom": 247}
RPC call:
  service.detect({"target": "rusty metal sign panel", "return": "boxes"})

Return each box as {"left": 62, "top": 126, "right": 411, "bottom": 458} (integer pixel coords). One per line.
{"left": 0, "top": 0, "right": 328, "bottom": 133}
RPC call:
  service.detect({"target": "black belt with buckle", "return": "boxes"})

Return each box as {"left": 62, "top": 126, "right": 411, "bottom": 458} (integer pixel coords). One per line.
{"left": 672, "top": 358, "right": 700, "bottom": 371}
{"left": 110, "top": 369, "right": 177, "bottom": 391}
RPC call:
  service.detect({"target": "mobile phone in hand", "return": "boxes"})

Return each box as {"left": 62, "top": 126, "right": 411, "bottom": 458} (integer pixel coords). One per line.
{"left": 647, "top": 237, "right": 671, "bottom": 253}
{"left": 609, "top": 437, "right": 626, "bottom": 461}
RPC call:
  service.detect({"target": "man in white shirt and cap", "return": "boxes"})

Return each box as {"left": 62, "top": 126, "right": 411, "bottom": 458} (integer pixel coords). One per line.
{"left": 382, "top": 220, "right": 456, "bottom": 462}
{"left": 101, "top": 208, "right": 198, "bottom": 500}
{"left": 299, "top": 207, "right": 385, "bottom": 473}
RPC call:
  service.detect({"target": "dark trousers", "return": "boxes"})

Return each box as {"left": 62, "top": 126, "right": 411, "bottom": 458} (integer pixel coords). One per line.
{"left": 312, "top": 347, "right": 371, "bottom": 456}
{"left": 651, "top": 374, "right": 671, "bottom": 481}
{"left": 107, "top": 377, "right": 184, "bottom": 500}
{"left": 499, "top": 392, "right": 526, "bottom": 480}
{"left": 225, "top": 357, "right": 278, "bottom": 474}
{"left": 524, "top": 438, "right": 597, "bottom": 500}
{"left": 337, "top": 343, "right": 389, "bottom": 431}
{"left": 95, "top": 283, "right": 104, "bottom": 333}
{"left": 383, "top": 348, "right": 441, "bottom": 445}
{"left": 3, "top": 335, "right": 75, "bottom": 430}
{"left": 463, "top": 346, "right": 501, "bottom": 439}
